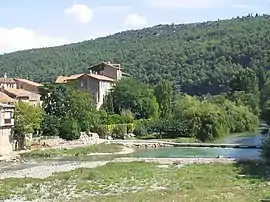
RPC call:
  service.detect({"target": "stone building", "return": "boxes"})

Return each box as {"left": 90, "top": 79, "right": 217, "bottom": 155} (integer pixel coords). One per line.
{"left": 0, "top": 103, "right": 14, "bottom": 156}
{"left": 0, "top": 75, "right": 43, "bottom": 106}
{"left": 55, "top": 61, "right": 130, "bottom": 109}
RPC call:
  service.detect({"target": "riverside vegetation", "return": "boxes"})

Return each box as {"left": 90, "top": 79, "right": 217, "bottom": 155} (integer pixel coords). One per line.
{"left": 1, "top": 14, "right": 270, "bottom": 201}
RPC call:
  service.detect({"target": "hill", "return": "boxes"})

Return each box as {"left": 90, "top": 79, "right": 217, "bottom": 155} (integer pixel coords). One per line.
{"left": 0, "top": 14, "right": 269, "bottom": 95}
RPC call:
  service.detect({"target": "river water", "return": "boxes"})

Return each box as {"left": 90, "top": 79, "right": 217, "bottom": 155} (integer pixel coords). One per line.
{"left": 130, "top": 133, "right": 263, "bottom": 159}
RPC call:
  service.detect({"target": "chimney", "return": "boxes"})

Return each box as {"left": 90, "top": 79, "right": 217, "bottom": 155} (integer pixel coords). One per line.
{"left": 107, "top": 61, "right": 111, "bottom": 64}
{"left": 89, "top": 70, "right": 92, "bottom": 74}
{"left": 3, "top": 73, "right": 7, "bottom": 78}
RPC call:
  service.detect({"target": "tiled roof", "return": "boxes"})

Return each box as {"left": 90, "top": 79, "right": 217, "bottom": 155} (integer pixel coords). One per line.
{"left": 55, "top": 74, "right": 84, "bottom": 84}
{"left": 85, "top": 74, "right": 115, "bottom": 82}
{"left": 88, "top": 61, "right": 122, "bottom": 70}
{"left": 0, "top": 78, "right": 16, "bottom": 83}
{"left": 4, "top": 88, "right": 31, "bottom": 98}
{"left": 0, "top": 92, "right": 15, "bottom": 103}
{"left": 14, "top": 78, "right": 43, "bottom": 87}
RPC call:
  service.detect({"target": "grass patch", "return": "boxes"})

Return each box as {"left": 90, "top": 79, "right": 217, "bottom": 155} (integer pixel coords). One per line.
{"left": 21, "top": 143, "right": 122, "bottom": 158}
{"left": 0, "top": 161, "right": 269, "bottom": 201}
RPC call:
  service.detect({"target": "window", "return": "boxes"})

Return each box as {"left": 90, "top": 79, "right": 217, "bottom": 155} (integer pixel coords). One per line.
{"left": 80, "top": 81, "right": 84, "bottom": 88}
{"left": 4, "top": 119, "right": 11, "bottom": 124}
{"left": 4, "top": 112, "right": 11, "bottom": 119}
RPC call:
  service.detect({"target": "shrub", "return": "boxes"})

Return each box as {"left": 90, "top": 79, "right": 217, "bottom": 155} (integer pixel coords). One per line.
{"left": 127, "top": 123, "right": 135, "bottom": 133}
{"left": 112, "top": 124, "right": 127, "bottom": 139}
{"left": 133, "top": 121, "right": 148, "bottom": 137}
{"left": 59, "top": 119, "right": 80, "bottom": 140}
{"left": 121, "top": 110, "right": 135, "bottom": 123}
{"left": 92, "top": 125, "right": 108, "bottom": 138}
{"left": 41, "top": 114, "right": 61, "bottom": 137}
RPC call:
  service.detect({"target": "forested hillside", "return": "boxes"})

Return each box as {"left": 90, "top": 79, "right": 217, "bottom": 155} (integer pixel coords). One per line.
{"left": 0, "top": 14, "right": 269, "bottom": 95}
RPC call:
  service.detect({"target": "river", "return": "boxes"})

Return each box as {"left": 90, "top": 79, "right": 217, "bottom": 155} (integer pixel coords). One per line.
{"left": 129, "top": 132, "right": 263, "bottom": 159}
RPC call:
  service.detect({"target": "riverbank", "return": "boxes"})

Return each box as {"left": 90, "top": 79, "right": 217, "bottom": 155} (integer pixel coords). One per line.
{"left": 0, "top": 157, "right": 239, "bottom": 179}
{"left": 21, "top": 143, "right": 127, "bottom": 158}
{"left": 0, "top": 159, "right": 269, "bottom": 202}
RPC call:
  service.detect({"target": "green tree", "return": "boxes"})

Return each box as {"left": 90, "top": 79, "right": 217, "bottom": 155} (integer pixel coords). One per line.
{"left": 14, "top": 101, "right": 43, "bottom": 150}
{"left": 40, "top": 114, "right": 61, "bottom": 137}
{"left": 105, "top": 78, "right": 159, "bottom": 119}
{"left": 155, "top": 79, "right": 173, "bottom": 119}
{"left": 59, "top": 119, "right": 80, "bottom": 140}
{"left": 40, "top": 84, "right": 99, "bottom": 132}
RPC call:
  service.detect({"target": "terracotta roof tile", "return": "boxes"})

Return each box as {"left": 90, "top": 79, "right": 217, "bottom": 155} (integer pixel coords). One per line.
{"left": 0, "top": 78, "right": 16, "bottom": 83}
{"left": 0, "top": 92, "right": 15, "bottom": 103}
{"left": 14, "top": 78, "right": 43, "bottom": 87}
{"left": 55, "top": 74, "right": 84, "bottom": 84}
{"left": 4, "top": 88, "right": 31, "bottom": 98}
{"left": 85, "top": 74, "right": 115, "bottom": 82}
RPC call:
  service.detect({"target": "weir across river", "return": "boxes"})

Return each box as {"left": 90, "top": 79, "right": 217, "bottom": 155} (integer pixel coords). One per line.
{"left": 107, "top": 140, "right": 261, "bottom": 149}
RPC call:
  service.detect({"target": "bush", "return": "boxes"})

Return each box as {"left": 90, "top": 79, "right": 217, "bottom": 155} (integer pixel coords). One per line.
{"left": 112, "top": 124, "right": 127, "bottom": 139}
{"left": 133, "top": 121, "right": 148, "bottom": 137}
{"left": 92, "top": 125, "right": 108, "bottom": 138}
{"left": 127, "top": 123, "right": 135, "bottom": 133}
{"left": 59, "top": 119, "right": 80, "bottom": 140}
{"left": 41, "top": 114, "right": 61, "bottom": 137}
{"left": 261, "top": 134, "right": 270, "bottom": 162}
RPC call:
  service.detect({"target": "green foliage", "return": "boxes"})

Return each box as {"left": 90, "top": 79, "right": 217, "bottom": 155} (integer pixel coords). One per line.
{"left": 59, "top": 119, "right": 80, "bottom": 140}
{"left": 92, "top": 125, "right": 108, "bottom": 138}
{"left": 146, "top": 94, "right": 258, "bottom": 142}
{"left": 40, "top": 114, "right": 61, "bottom": 137}
{"left": 1, "top": 15, "right": 270, "bottom": 97}
{"left": 262, "top": 100, "right": 270, "bottom": 125}
{"left": 211, "top": 98, "right": 258, "bottom": 133}
{"left": 228, "top": 91, "right": 260, "bottom": 116}
{"left": 133, "top": 121, "right": 148, "bottom": 137}
{"left": 112, "top": 125, "right": 127, "bottom": 139}
{"left": 174, "top": 96, "right": 229, "bottom": 141}
{"left": 229, "top": 68, "right": 259, "bottom": 93}
{"left": 155, "top": 80, "right": 173, "bottom": 119}
{"left": 40, "top": 84, "right": 99, "bottom": 133}
{"left": 104, "top": 78, "right": 159, "bottom": 119}
{"left": 14, "top": 101, "right": 43, "bottom": 135}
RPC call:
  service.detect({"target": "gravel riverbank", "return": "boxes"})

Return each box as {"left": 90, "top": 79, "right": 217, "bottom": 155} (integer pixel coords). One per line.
{"left": 0, "top": 157, "right": 247, "bottom": 180}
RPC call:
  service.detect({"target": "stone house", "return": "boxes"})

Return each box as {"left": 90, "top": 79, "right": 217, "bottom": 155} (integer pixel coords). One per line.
{"left": 55, "top": 62, "right": 130, "bottom": 109}
{"left": 14, "top": 78, "right": 43, "bottom": 95}
{"left": 0, "top": 78, "right": 17, "bottom": 89}
{"left": 0, "top": 76, "right": 43, "bottom": 106}
{"left": 0, "top": 92, "right": 15, "bottom": 105}
{"left": 0, "top": 103, "right": 14, "bottom": 156}
{"left": 3, "top": 88, "right": 41, "bottom": 106}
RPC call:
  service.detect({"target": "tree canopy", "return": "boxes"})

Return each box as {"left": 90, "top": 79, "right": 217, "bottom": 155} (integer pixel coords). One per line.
{"left": 0, "top": 15, "right": 269, "bottom": 96}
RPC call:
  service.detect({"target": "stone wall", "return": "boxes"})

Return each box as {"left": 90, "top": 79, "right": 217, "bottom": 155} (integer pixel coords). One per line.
{"left": 0, "top": 128, "right": 13, "bottom": 156}
{"left": 38, "top": 132, "right": 100, "bottom": 148}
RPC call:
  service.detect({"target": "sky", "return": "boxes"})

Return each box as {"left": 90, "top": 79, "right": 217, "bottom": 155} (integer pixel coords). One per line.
{"left": 0, "top": 0, "right": 269, "bottom": 54}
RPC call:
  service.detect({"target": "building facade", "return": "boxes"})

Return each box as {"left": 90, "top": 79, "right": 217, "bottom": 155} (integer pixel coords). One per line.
{"left": 55, "top": 61, "right": 129, "bottom": 109}
{"left": 0, "top": 103, "right": 14, "bottom": 156}
{"left": 0, "top": 76, "right": 43, "bottom": 106}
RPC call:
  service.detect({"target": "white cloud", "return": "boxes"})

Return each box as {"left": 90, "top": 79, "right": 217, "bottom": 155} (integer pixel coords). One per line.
{"left": 65, "top": 4, "right": 93, "bottom": 23}
{"left": 125, "top": 13, "right": 147, "bottom": 28}
{"left": 0, "top": 27, "right": 70, "bottom": 54}
{"left": 149, "top": 0, "right": 229, "bottom": 9}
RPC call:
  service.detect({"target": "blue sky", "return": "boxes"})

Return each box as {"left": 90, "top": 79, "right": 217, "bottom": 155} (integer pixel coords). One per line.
{"left": 0, "top": 0, "right": 269, "bottom": 54}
